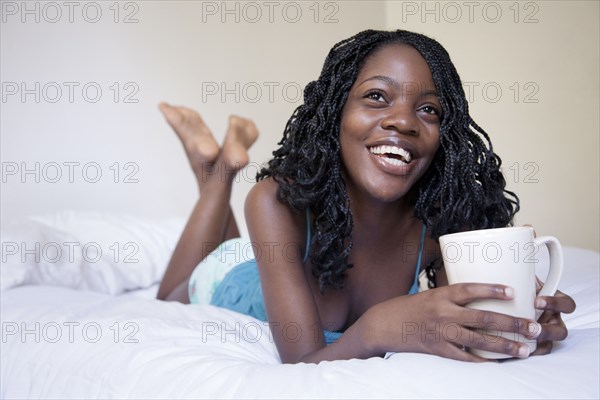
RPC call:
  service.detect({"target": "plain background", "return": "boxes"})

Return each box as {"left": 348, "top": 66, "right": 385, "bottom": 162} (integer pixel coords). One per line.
{"left": 1, "top": 1, "right": 598, "bottom": 251}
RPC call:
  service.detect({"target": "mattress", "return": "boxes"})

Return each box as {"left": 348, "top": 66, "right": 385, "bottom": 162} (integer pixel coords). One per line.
{"left": 1, "top": 212, "right": 598, "bottom": 398}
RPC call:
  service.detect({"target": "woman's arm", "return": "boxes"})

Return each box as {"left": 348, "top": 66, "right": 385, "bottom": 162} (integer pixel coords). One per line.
{"left": 246, "top": 178, "right": 349, "bottom": 362}
{"left": 245, "top": 179, "right": 539, "bottom": 363}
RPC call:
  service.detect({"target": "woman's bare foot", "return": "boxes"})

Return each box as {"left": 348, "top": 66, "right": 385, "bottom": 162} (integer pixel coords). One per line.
{"left": 159, "top": 102, "right": 220, "bottom": 176}
{"left": 221, "top": 115, "right": 259, "bottom": 171}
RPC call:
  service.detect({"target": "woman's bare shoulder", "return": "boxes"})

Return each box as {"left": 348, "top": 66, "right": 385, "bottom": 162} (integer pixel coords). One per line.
{"left": 245, "top": 177, "right": 305, "bottom": 241}
{"left": 246, "top": 177, "right": 278, "bottom": 205}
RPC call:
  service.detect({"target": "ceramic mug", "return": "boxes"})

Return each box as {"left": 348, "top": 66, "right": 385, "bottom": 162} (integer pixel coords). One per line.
{"left": 439, "top": 226, "right": 563, "bottom": 359}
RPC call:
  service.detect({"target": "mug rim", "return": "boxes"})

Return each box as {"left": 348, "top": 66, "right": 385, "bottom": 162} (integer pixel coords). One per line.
{"left": 439, "top": 226, "right": 534, "bottom": 241}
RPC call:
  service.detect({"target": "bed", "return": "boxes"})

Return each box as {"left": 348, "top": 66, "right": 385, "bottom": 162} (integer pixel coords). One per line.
{"left": 2, "top": 211, "right": 599, "bottom": 399}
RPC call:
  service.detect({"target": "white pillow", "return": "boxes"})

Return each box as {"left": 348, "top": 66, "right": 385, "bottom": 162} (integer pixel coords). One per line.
{"left": 1, "top": 211, "right": 184, "bottom": 294}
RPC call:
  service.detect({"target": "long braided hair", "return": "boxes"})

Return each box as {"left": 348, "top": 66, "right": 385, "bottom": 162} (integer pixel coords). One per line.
{"left": 257, "top": 29, "right": 519, "bottom": 292}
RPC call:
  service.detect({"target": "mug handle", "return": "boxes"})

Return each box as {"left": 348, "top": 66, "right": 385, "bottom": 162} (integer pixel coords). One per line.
{"left": 533, "top": 236, "right": 564, "bottom": 320}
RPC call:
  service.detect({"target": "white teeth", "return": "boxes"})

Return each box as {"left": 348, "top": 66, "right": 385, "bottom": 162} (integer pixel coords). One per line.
{"left": 380, "top": 157, "right": 406, "bottom": 166}
{"left": 368, "top": 145, "right": 412, "bottom": 163}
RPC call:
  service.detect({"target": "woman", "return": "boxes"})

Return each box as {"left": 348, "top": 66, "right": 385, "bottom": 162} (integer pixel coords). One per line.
{"left": 156, "top": 29, "right": 575, "bottom": 364}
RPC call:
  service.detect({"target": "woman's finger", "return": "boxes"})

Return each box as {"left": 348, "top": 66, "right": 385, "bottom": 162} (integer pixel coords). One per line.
{"left": 448, "top": 283, "right": 513, "bottom": 306}
{"left": 458, "top": 308, "right": 541, "bottom": 340}
{"left": 537, "top": 318, "right": 569, "bottom": 342}
{"left": 442, "top": 344, "right": 490, "bottom": 363}
{"left": 531, "top": 340, "right": 553, "bottom": 356}
{"left": 535, "top": 292, "right": 576, "bottom": 314}
{"left": 455, "top": 327, "right": 532, "bottom": 359}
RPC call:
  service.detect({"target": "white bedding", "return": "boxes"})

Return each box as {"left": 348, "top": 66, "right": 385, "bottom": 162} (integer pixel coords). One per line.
{"left": 1, "top": 214, "right": 599, "bottom": 399}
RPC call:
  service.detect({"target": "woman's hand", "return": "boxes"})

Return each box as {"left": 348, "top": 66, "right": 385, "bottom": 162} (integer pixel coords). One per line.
{"left": 531, "top": 278, "right": 576, "bottom": 355}
{"left": 357, "top": 283, "right": 540, "bottom": 361}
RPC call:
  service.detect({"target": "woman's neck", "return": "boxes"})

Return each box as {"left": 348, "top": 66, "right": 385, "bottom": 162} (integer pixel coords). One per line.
{"left": 348, "top": 190, "right": 418, "bottom": 242}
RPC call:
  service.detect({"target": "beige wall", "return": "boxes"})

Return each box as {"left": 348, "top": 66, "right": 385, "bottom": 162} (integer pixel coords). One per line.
{"left": 385, "top": 0, "right": 599, "bottom": 251}
{"left": 1, "top": 1, "right": 386, "bottom": 237}
{"left": 2, "top": 1, "right": 598, "bottom": 251}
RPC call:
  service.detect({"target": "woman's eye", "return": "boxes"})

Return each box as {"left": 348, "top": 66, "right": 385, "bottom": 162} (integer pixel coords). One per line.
{"left": 420, "top": 105, "right": 440, "bottom": 115}
{"left": 365, "top": 91, "right": 386, "bottom": 102}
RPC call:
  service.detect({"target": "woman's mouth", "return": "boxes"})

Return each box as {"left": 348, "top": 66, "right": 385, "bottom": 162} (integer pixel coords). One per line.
{"left": 368, "top": 145, "right": 412, "bottom": 166}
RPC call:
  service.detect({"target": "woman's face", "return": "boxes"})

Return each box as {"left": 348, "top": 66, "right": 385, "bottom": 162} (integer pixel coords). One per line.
{"left": 339, "top": 43, "right": 441, "bottom": 203}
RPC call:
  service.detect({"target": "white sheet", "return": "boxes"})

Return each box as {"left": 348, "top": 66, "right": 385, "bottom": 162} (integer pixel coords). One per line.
{"left": 1, "top": 247, "right": 598, "bottom": 399}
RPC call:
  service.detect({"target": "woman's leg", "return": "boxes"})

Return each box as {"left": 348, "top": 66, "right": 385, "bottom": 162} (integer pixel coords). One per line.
{"left": 158, "top": 103, "right": 241, "bottom": 237}
{"left": 156, "top": 103, "right": 258, "bottom": 301}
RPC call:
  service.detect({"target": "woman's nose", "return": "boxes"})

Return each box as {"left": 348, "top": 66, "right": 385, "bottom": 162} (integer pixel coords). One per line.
{"left": 380, "top": 105, "right": 419, "bottom": 136}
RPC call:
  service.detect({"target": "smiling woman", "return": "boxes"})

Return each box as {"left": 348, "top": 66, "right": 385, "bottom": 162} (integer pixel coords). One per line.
{"left": 339, "top": 44, "right": 441, "bottom": 203}
{"left": 156, "top": 29, "right": 576, "bottom": 365}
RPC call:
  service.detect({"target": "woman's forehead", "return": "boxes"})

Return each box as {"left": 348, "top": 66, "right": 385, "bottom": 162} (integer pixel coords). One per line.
{"left": 356, "top": 44, "right": 434, "bottom": 84}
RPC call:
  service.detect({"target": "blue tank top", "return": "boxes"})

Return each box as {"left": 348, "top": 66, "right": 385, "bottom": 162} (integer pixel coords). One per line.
{"left": 210, "top": 210, "right": 427, "bottom": 344}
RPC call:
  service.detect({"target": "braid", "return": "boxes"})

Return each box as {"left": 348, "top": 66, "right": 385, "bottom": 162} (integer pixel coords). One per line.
{"left": 258, "top": 29, "right": 519, "bottom": 292}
